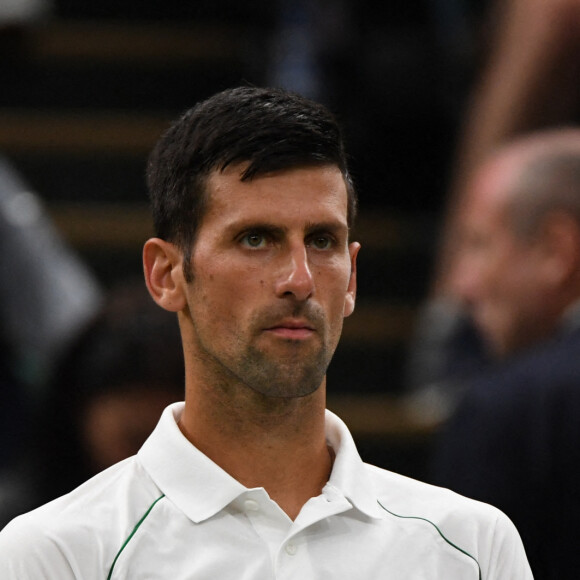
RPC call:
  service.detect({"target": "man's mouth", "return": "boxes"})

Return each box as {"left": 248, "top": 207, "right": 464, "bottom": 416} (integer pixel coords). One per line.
{"left": 264, "top": 319, "right": 316, "bottom": 340}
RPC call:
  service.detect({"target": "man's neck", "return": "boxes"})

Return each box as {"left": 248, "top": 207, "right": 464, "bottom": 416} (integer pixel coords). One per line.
{"left": 178, "top": 386, "right": 331, "bottom": 520}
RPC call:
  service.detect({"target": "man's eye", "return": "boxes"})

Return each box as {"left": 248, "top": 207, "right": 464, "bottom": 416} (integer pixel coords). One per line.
{"left": 309, "top": 235, "right": 333, "bottom": 250}
{"left": 241, "top": 233, "right": 267, "bottom": 248}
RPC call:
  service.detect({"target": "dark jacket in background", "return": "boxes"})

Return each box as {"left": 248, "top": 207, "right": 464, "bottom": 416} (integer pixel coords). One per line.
{"left": 431, "top": 325, "right": 580, "bottom": 580}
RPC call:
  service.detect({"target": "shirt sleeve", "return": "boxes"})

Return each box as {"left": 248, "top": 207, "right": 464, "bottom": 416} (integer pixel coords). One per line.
{"left": 0, "top": 516, "right": 78, "bottom": 580}
{"left": 480, "top": 509, "right": 534, "bottom": 580}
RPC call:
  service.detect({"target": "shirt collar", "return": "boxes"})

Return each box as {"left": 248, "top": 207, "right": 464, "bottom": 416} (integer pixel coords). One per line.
{"left": 324, "top": 409, "right": 383, "bottom": 519}
{"left": 138, "top": 402, "right": 247, "bottom": 523}
{"left": 138, "top": 403, "right": 382, "bottom": 523}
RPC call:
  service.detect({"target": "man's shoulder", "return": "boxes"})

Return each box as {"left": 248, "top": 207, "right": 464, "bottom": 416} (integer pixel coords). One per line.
{"left": 363, "top": 463, "right": 527, "bottom": 576}
{"left": 0, "top": 456, "right": 162, "bottom": 578}
{"left": 366, "top": 464, "right": 511, "bottom": 533}
{"left": 366, "top": 462, "right": 505, "bottom": 523}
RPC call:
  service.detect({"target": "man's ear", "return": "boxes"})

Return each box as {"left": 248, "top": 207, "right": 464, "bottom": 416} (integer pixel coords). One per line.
{"left": 143, "top": 238, "right": 187, "bottom": 312}
{"left": 536, "top": 212, "right": 580, "bottom": 287}
{"left": 344, "top": 242, "right": 360, "bottom": 318}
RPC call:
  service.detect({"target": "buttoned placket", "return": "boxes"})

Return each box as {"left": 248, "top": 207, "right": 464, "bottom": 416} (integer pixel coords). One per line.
{"left": 235, "top": 489, "right": 293, "bottom": 572}
{"left": 235, "top": 484, "right": 354, "bottom": 578}
{"left": 276, "top": 485, "right": 356, "bottom": 579}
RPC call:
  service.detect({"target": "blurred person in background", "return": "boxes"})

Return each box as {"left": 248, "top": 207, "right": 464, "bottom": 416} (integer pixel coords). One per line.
{"left": 449, "top": 0, "right": 580, "bottom": 200}
{"left": 430, "top": 128, "right": 580, "bottom": 579}
{"left": 0, "top": 280, "right": 184, "bottom": 528}
{"left": 0, "top": 156, "right": 101, "bottom": 392}
{"left": 40, "top": 281, "right": 182, "bottom": 501}
{"left": 406, "top": 0, "right": 580, "bottom": 420}
{"left": 432, "top": 0, "right": 580, "bottom": 286}
{"left": 0, "top": 156, "right": 101, "bottom": 526}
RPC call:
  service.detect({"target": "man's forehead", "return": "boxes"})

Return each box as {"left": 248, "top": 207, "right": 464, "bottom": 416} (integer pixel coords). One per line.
{"left": 204, "top": 164, "right": 349, "bottom": 213}
{"left": 207, "top": 161, "right": 346, "bottom": 185}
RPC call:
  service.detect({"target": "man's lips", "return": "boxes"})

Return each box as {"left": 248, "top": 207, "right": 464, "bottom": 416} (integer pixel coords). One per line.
{"left": 264, "top": 319, "right": 316, "bottom": 340}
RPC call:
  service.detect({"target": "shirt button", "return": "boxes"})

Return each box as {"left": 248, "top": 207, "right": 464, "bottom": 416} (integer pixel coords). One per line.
{"left": 244, "top": 499, "right": 260, "bottom": 512}
{"left": 285, "top": 543, "right": 297, "bottom": 556}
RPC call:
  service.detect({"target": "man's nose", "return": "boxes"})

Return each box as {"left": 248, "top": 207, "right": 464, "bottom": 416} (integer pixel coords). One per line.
{"left": 274, "top": 245, "right": 315, "bottom": 301}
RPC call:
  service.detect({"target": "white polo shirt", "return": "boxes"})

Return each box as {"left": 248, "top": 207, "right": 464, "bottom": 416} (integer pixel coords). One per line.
{"left": 0, "top": 403, "right": 532, "bottom": 579}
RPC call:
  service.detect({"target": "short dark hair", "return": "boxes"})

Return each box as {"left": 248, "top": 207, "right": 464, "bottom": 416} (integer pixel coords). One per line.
{"left": 146, "top": 86, "right": 357, "bottom": 279}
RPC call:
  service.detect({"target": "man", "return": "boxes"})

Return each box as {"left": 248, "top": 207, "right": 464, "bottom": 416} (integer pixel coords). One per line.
{"left": 0, "top": 87, "right": 531, "bottom": 578}
{"left": 432, "top": 128, "right": 580, "bottom": 579}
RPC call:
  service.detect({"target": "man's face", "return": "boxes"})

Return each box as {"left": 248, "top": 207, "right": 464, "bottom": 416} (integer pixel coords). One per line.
{"left": 451, "top": 164, "right": 549, "bottom": 357}
{"left": 179, "top": 164, "right": 359, "bottom": 399}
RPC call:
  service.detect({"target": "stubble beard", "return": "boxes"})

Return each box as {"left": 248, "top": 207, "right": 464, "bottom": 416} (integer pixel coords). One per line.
{"left": 235, "top": 339, "right": 333, "bottom": 399}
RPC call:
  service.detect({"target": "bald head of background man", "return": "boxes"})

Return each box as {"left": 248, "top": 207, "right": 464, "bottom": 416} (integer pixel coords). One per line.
{"left": 449, "top": 128, "right": 580, "bottom": 358}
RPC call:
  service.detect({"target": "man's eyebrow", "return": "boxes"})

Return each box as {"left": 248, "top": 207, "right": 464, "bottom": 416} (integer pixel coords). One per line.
{"left": 225, "top": 220, "right": 348, "bottom": 237}
{"left": 304, "top": 221, "right": 349, "bottom": 236}
{"left": 227, "top": 221, "right": 287, "bottom": 236}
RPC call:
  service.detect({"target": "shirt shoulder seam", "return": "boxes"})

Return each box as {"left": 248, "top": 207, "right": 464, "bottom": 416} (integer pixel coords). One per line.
{"left": 106, "top": 494, "right": 166, "bottom": 580}
{"left": 377, "top": 499, "right": 482, "bottom": 580}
